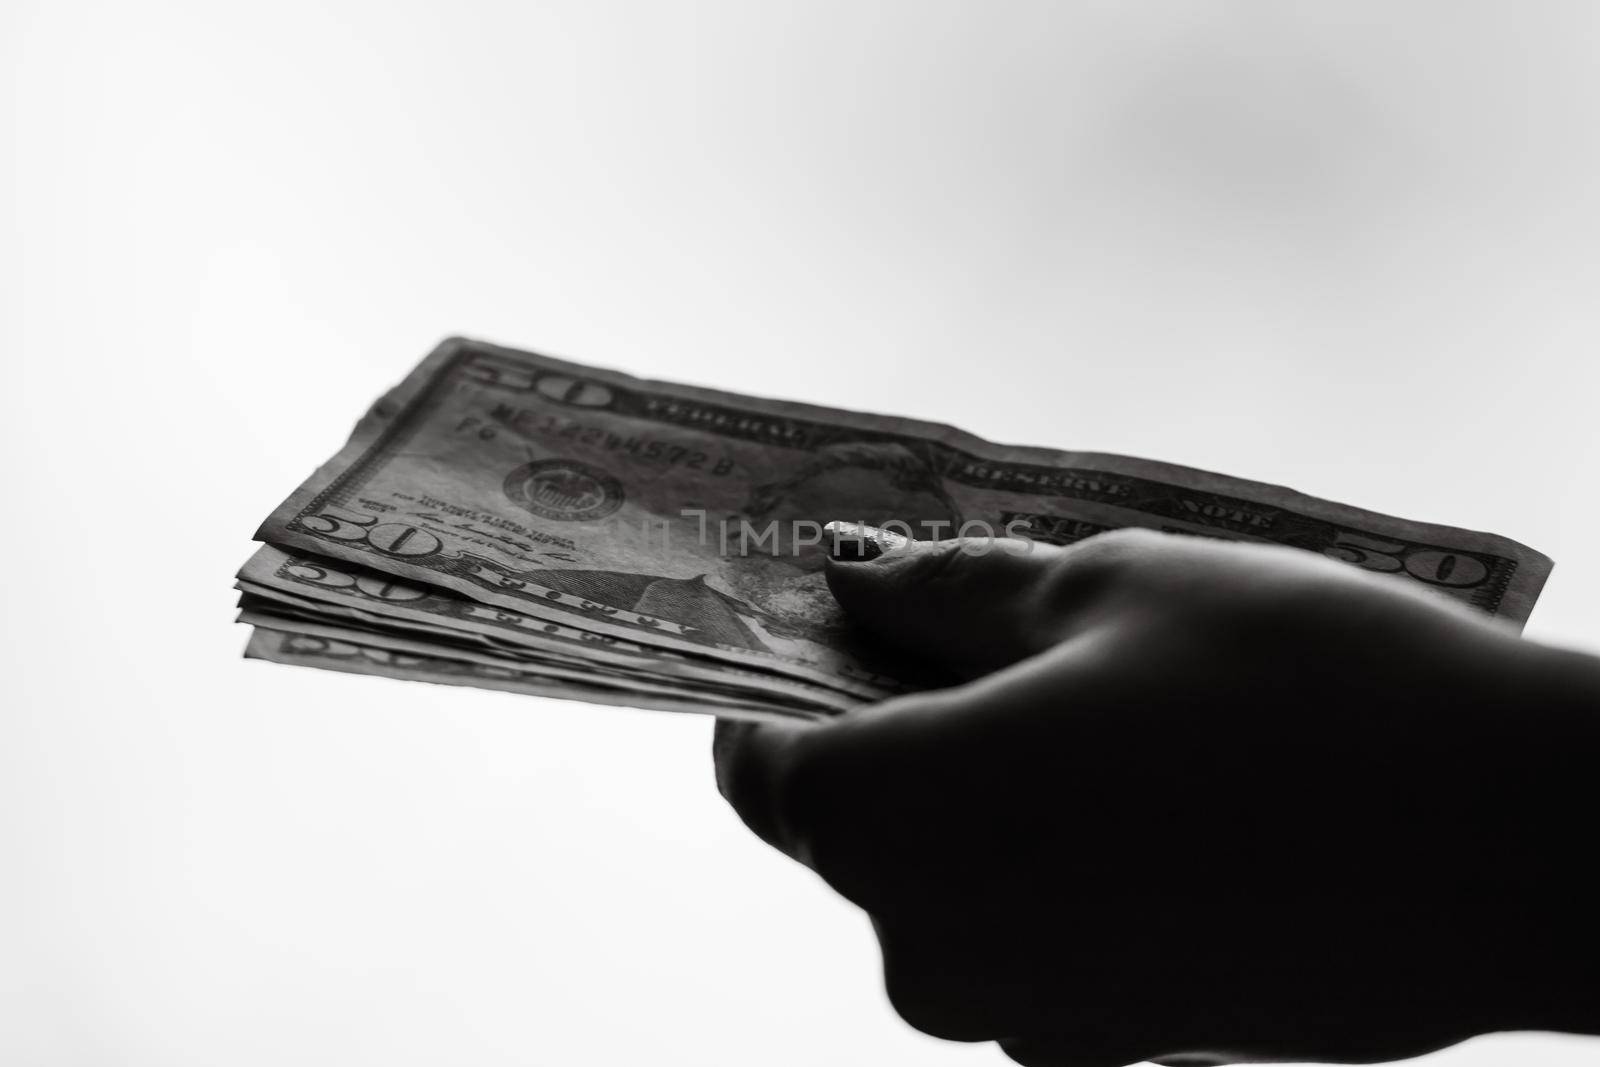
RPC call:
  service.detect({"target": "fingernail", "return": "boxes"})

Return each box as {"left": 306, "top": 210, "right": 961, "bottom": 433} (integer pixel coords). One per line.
{"left": 823, "top": 521, "right": 909, "bottom": 562}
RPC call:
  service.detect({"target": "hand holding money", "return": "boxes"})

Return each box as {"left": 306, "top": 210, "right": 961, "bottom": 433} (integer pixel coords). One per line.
{"left": 716, "top": 531, "right": 1600, "bottom": 1066}
{"left": 235, "top": 337, "right": 1598, "bottom": 1066}
{"left": 237, "top": 336, "right": 1551, "bottom": 718}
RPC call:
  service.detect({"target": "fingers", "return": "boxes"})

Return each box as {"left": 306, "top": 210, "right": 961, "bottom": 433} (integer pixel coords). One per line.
{"left": 714, "top": 634, "right": 1109, "bottom": 905}
{"left": 824, "top": 535, "right": 1072, "bottom": 676}
{"left": 714, "top": 703, "right": 939, "bottom": 876}
{"left": 713, "top": 717, "right": 814, "bottom": 860}
{"left": 714, "top": 679, "right": 997, "bottom": 911}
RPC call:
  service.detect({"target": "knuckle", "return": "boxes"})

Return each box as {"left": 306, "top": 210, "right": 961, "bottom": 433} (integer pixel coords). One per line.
{"left": 1069, "top": 527, "right": 1164, "bottom": 572}
{"left": 768, "top": 730, "right": 860, "bottom": 871}
{"left": 767, "top": 731, "right": 828, "bottom": 843}
{"left": 876, "top": 919, "right": 1009, "bottom": 1042}
{"left": 1033, "top": 528, "right": 1155, "bottom": 613}
{"left": 882, "top": 956, "right": 978, "bottom": 1041}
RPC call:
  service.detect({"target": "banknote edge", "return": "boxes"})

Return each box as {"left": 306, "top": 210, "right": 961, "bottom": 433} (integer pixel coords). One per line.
{"left": 452, "top": 334, "right": 1553, "bottom": 566}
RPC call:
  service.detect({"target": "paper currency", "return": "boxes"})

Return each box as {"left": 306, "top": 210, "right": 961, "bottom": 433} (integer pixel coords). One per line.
{"left": 243, "top": 627, "right": 807, "bottom": 721}
{"left": 239, "top": 336, "right": 1553, "bottom": 719}
{"left": 236, "top": 544, "right": 858, "bottom": 713}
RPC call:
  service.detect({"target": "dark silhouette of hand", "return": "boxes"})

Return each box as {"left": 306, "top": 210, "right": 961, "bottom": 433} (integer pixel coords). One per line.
{"left": 715, "top": 529, "right": 1600, "bottom": 1066}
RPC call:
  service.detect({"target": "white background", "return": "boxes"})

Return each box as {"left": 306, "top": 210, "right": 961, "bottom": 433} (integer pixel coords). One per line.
{"left": 5, "top": 2, "right": 1599, "bottom": 1065}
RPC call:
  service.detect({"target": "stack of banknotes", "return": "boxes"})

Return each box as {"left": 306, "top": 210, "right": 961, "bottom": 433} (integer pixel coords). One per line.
{"left": 236, "top": 337, "right": 1552, "bottom": 723}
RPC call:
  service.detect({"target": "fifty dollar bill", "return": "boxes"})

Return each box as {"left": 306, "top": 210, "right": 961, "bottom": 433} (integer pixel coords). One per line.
{"left": 248, "top": 336, "right": 1553, "bottom": 710}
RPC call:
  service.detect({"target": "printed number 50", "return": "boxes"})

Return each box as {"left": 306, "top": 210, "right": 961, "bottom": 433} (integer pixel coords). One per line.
{"left": 1327, "top": 532, "right": 1488, "bottom": 588}
{"left": 302, "top": 513, "right": 443, "bottom": 558}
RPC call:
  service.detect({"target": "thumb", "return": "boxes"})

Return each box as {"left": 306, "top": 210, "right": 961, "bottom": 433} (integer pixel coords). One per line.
{"left": 824, "top": 532, "right": 1073, "bottom": 676}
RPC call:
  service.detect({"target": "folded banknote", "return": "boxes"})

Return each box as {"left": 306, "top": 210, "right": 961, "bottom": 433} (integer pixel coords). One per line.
{"left": 238, "top": 336, "right": 1552, "bottom": 721}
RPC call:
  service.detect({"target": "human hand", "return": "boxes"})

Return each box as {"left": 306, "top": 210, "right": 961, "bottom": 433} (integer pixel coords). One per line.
{"left": 715, "top": 529, "right": 1600, "bottom": 1065}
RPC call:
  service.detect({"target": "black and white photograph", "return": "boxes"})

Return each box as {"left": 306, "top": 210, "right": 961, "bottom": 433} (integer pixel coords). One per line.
{"left": 5, "top": 3, "right": 1599, "bottom": 1065}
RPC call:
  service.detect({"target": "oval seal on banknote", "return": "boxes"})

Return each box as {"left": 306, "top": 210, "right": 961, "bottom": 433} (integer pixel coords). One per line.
{"left": 503, "top": 459, "right": 625, "bottom": 521}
